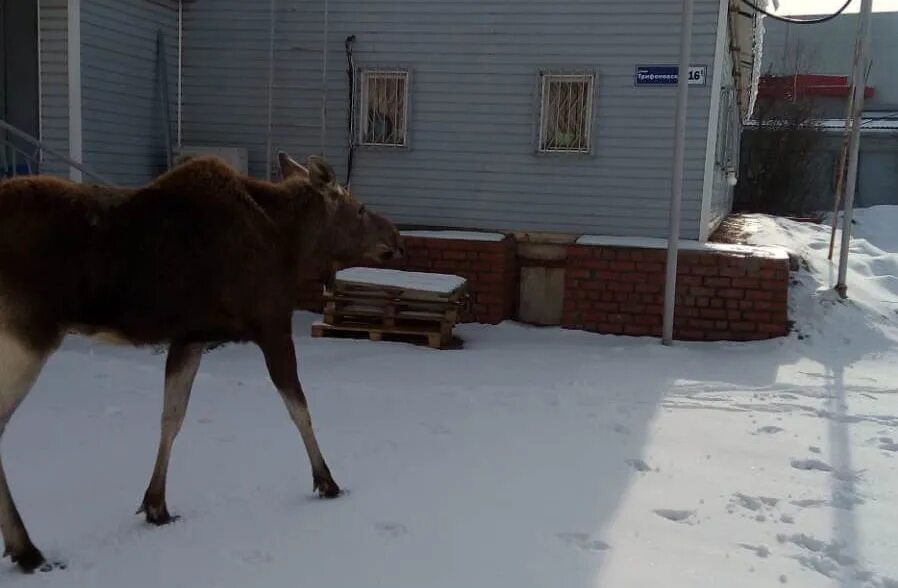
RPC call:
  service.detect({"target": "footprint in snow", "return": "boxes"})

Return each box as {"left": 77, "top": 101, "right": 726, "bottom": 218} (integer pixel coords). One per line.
{"left": 374, "top": 522, "right": 407, "bottom": 538}
{"left": 879, "top": 437, "right": 898, "bottom": 452}
{"left": 240, "top": 549, "right": 273, "bottom": 564}
{"left": 625, "top": 459, "right": 652, "bottom": 473}
{"left": 739, "top": 544, "right": 770, "bottom": 558}
{"left": 612, "top": 423, "right": 631, "bottom": 435}
{"left": 755, "top": 425, "right": 784, "bottom": 435}
{"left": 791, "top": 492, "right": 864, "bottom": 511}
{"left": 790, "top": 458, "right": 832, "bottom": 472}
{"left": 730, "top": 493, "right": 778, "bottom": 512}
{"left": 653, "top": 509, "right": 695, "bottom": 523}
{"left": 776, "top": 532, "right": 862, "bottom": 578}
{"left": 556, "top": 532, "right": 610, "bottom": 553}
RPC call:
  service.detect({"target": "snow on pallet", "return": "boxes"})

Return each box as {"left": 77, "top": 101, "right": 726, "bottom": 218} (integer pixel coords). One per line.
{"left": 311, "top": 267, "right": 469, "bottom": 349}
{"left": 333, "top": 267, "right": 467, "bottom": 297}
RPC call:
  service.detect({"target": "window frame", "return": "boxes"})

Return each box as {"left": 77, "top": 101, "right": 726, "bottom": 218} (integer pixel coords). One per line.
{"left": 536, "top": 71, "right": 598, "bottom": 155}
{"left": 356, "top": 67, "right": 411, "bottom": 149}
{"left": 716, "top": 86, "right": 741, "bottom": 172}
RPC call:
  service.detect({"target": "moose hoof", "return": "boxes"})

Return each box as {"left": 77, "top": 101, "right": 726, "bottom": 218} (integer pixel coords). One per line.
{"left": 137, "top": 497, "right": 180, "bottom": 526}
{"left": 146, "top": 511, "right": 180, "bottom": 526}
{"left": 313, "top": 474, "right": 341, "bottom": 499}
{"left": 7, "top": 544, "right": 46, "bottom": 574}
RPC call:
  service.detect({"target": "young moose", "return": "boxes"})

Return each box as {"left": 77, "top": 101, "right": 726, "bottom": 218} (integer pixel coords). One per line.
{"left": 0, "top": 152, "right": 403, "bottom": 572}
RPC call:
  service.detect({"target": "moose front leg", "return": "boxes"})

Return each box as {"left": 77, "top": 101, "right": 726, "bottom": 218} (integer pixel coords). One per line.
{"left": 0, "top": 332, "right": 55, "bottom": 572}
{"left": 258, "top": 334, "right": 340, "bottom": 498}
{"left": 138, "top": 342, "right": 204, "bottom": 525}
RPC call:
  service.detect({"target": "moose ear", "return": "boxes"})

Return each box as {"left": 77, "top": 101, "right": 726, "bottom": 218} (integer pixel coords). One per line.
{"left": 307, "top": 155, "right": 337, "bottom": 188}
{"left": 278, "top": 151, "right": 309, "bottom": 181}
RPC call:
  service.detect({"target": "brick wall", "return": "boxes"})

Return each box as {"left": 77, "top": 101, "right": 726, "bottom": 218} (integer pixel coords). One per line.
{"left": 561, "top": 245, "right": 790, "bottom": 341}
{"left": 294, "top": 235, "right": 519, "bottom": 325}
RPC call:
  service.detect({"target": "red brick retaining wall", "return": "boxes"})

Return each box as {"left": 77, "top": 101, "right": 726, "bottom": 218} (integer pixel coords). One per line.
{"left": 561, "top": 244, "right": 790, "bottom": 341}
{"left": 294, "top": 234, "right": 519, "bottom": 325}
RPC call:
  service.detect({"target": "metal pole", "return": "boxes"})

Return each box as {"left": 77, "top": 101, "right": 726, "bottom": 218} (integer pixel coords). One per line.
{"left": 265, "top": 0, "right": 276, "bottom": 181}
{"left": 662, "top": 0, "right": 695, "bottom": 346}
{"left": 836, "top": 0, "right": 873, "bottom": 298}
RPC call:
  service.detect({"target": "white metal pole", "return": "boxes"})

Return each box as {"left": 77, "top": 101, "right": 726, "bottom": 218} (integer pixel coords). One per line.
{"left": 265, "top": 0, "right": 276, "bottom": 181}
{"left": 662, "top": 0, "right": 695, "bottom": 346}
{"left": 836, "top": 0, "right": 874, "bottom": 298}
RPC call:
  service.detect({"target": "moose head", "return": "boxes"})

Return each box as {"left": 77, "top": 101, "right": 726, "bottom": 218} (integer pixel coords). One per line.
{"left": 277, "top": 152, "right": 405, "bottom": 270}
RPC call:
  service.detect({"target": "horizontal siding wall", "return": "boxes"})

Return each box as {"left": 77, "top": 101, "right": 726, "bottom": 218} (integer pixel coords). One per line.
{"left": 38, "top": 0, "right": 69, "bottom": 178}
{"left": 183, "top": 0, "right": 721, "bottom": 238}
{"left": 81, "top": 0, "right": 177, "bottom": 186}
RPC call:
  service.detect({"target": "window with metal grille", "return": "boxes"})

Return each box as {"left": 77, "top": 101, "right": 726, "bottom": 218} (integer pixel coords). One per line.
{"left": 538, "top": 73, "right": 596, "bottom": 153}
{"left": 359, "top": 69, "right": 409, "bottom": 147}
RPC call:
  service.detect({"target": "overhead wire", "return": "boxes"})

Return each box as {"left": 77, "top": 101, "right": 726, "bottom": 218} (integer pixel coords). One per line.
{"left": 740, "top": 0, "right": 854, "bottom": 24}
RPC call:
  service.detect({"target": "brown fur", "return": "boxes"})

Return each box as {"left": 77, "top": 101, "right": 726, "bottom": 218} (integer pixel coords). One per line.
{"left": 0, "top": 153, "right": 400, "bottom": 350}
{"left": 0, "top": 152, "right": 402, "bottom": 572}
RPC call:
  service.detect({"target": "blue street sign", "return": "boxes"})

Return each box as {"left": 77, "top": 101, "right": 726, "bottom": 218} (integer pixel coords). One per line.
{"left": 635, "top": 65, "right": 707, "bottom": 87}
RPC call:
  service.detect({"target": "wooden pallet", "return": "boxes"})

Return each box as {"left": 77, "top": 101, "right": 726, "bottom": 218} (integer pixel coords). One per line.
{"left": 312, "top": 268, "right": 469, "bottom": 349}
{"left": 311, "top": 320, "right": 462, "bottom": 349}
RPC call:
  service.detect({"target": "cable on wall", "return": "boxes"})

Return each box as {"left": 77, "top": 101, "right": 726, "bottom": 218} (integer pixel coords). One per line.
{"left": 740, "top": 0, "right": 854, "bottom": 25}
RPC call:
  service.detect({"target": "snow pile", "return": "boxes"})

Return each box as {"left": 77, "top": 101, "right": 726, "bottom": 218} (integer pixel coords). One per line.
{"left": 739, "top": 206, "right": 898, "bottom": 345}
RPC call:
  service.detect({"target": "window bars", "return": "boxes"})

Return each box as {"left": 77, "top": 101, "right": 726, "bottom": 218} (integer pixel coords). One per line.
{"left": 358, "top": 69, "right": 410, "bottom": 147}
{"left": 538, "top": 73, "right": 596, "bottom": 153}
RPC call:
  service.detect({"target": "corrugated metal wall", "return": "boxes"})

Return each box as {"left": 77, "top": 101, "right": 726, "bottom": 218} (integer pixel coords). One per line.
{"left": 38, "top": 0, "right": 69, "bottom": 178}
{"left": 81, "top": 0, "right": 177, "bottom": 186}
{"left": 182, "top": 0, "right": 723, "bottom": 239}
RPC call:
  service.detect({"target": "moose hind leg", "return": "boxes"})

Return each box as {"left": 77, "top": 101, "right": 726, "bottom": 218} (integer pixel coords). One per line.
{"left": 0, "top": 333, "right": 52, "bottom": 572}
{"left": 138, "top": 343, "right": 203, "bottom": 525}
{"left": 259, "top": 334, "right": 340, "bottom": 498}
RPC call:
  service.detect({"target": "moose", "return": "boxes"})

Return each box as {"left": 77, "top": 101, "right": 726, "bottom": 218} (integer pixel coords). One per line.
{"left": 0, "top": 152, "right": 403, "bottom": 572}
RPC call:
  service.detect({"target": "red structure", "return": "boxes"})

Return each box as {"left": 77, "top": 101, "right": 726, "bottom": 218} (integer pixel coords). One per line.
{"left": 757, "top": 74, "right": 874, "bottom": 101}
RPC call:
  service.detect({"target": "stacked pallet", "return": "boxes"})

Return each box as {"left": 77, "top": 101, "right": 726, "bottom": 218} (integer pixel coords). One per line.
{"left": 311, "top": 267, "right": 469, "bottom": 349}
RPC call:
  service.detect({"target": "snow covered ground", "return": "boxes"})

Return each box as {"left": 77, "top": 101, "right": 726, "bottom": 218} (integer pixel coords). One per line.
{"left": 3, "top": 208, "right": 897, "bottom": 587}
